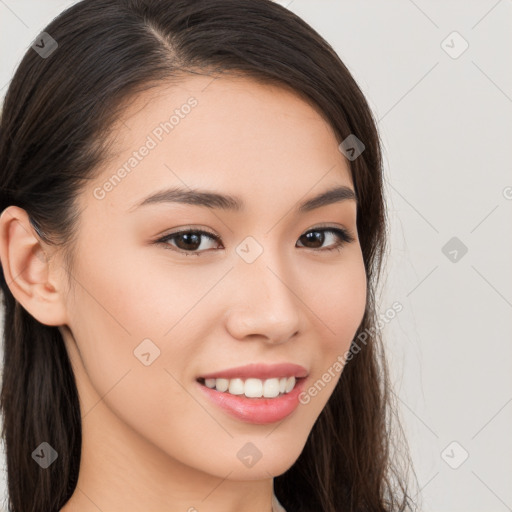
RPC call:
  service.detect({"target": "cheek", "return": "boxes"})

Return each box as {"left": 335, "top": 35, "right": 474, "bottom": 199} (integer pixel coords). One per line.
{"left": 310, "top": 252, "right": 367, "bottom": 350}
{"left": 65, "top": 259, "right": 224, "bottom": 471}
{"left": 298, "top": 253, "right": 366, "bottom": 409}
{"left": 64, "top": 241, "right": 180, "bottom": 400}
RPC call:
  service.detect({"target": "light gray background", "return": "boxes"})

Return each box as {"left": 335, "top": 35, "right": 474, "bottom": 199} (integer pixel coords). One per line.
{"left": 1, "top": 1, "right": 511, "bottom": 511}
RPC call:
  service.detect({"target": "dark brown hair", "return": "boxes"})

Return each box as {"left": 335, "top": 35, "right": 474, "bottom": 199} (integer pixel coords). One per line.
{"left": 0, "top": 1, "right": 419, "bottom": 510}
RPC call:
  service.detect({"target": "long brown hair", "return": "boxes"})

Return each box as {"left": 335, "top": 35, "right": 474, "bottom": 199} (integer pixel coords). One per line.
{"left": 0, "top": 1, "right": 419, "bottom": 510}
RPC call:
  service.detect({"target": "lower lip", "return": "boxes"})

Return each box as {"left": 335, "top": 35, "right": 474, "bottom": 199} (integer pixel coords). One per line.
{"left": 196, "top": 377, "right": 307, "bottom": 425}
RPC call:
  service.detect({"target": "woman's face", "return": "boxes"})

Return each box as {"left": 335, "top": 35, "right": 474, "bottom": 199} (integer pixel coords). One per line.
{"left": 59, "top": 74, "right": 367, "bottom": 483}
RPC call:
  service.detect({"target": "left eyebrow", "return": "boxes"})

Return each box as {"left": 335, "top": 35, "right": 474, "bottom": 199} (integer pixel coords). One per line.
{"left": 128, "top": 185, "right": 357, "bottom": 213}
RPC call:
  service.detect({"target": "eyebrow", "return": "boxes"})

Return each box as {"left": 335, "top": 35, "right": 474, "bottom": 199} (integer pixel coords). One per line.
{"left": 128, "top": 184, "right": 357, "bottom": 214}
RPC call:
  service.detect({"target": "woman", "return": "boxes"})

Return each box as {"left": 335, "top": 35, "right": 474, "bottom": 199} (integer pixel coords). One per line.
{"left": 0, "top": 0, "right": 418, "bottom": 511}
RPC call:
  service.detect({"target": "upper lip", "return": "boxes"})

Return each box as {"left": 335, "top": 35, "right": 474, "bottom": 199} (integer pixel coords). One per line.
{"left": 198, "top": 363, "right": 308, "bottom": 381}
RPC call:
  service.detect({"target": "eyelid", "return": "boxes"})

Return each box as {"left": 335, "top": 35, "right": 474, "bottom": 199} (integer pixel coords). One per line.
{"left": 155, "top": 225, "right": 218, "bottom": 241}
{"left": 157, "top": 222, "right": 354, "bottom": 238}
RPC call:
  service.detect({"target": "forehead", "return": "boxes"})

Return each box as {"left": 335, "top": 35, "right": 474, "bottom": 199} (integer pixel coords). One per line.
{"left": 81, "top": 73, "right": 353, "bottom": 217}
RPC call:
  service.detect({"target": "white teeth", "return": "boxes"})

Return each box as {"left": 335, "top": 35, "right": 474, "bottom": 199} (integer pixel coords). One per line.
{"left": 205, "top": 378, "right": 216, "bottom": 388}
{"left": 284, "top": 377, "right": 295, "bottom": 393}
{"left": 202, "top": 376, "right": 297, "bottom": 397}
{"left": 228, "top": 378, "right": 244, "bottom": 395}
{"left": 263, "top": 378, "right": 280, "bottom": 398}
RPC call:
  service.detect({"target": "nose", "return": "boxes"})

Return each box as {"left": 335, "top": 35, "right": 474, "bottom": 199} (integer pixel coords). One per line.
{"left": 224, "top": 255, "right": 302, "bottom": 345}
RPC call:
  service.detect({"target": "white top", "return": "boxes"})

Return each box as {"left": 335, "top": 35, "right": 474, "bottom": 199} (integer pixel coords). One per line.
{"left": 272, "top": 491, "right": 287, "bottom": 512}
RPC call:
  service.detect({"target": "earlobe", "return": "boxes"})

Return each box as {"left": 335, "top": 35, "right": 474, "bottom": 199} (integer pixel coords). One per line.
{"left": 0, "top": 206, "right": 68, "bottom": 326}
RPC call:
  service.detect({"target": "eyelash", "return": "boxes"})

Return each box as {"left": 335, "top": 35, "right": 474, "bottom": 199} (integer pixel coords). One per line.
{"left": 155, "top": 226, "right": 356, "bottom": 256}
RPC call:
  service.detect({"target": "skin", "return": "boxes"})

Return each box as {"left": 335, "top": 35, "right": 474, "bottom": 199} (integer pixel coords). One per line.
{"left": 0, "top": 74, "right": 367, "bottom": 512}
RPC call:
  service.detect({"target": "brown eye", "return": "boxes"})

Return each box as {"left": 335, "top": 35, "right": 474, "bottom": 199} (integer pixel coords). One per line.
{"left": 157, "top": 230, "right": 221, "bottom": 256}
{"left": 156, "top": 226, "right": 355, "bottom": 257}
{"left": 296, "top": 228, "right": 354, "bottom": 252}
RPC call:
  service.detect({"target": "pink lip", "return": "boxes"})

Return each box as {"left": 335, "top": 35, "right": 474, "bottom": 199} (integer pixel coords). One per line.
{"left": 196, "top": 376, "right": 308, "bottom": 424}
{"left": 197, "top": 363, "right": 308, "bottom": 380}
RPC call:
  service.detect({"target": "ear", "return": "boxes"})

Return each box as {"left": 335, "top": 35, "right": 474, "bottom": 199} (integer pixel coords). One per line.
{"left": 0, "top": 206, "right": 68, "bottom": 326}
